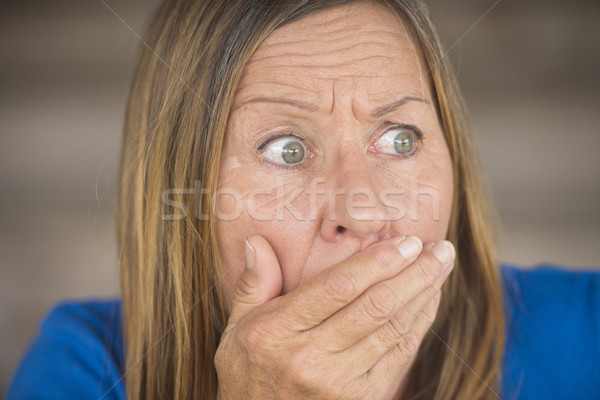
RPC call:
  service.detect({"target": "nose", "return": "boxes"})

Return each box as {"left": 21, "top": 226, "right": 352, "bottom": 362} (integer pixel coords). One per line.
{"left": 320, "top": 154, "right": 391, "bottom": 242}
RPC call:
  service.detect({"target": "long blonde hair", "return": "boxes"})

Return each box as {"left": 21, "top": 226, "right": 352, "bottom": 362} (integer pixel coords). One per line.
{"left": 116, "top": 1, "right": 505, "bottom": 399}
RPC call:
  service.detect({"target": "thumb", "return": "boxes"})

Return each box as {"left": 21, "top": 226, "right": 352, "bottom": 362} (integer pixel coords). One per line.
{"left": 228, "top": 235, "right": 283, "bottom": 325}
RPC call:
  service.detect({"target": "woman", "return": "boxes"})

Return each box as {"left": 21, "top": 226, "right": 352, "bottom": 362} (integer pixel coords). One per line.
{"left": 7, "top": 0, "right": 600, "bottom": 399}
{"left": 118, "top": 1, "right": 502, "bottom": 398}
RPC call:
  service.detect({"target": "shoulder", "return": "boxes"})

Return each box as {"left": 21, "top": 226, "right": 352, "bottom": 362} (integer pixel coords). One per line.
{"left": 500, "top": 264, "right": 600, "bottom": 400}
{"left": 7, "top": 298, "right": 126, "bottom": 400}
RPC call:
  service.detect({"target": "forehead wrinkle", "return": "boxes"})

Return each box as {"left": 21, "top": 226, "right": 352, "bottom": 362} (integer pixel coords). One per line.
{"left": 246, "top": 30, "right": 420, "bottom": 73}
{"left": 235, "top": 3, "right": 432, "bottom": 122}
{"left": 391, "top": 10, "right": 427, "bottom": 99}
{"left": 247, "top": 57, "right": 403, "bottom": 75}
{"left": 265, "top": 2, "right": 407, "bottom": 43}
{"left": 239, "top": 64, "right": 415, "bottom": 93}
{"left": 236, "top": 72, "right": 322, "bottom": 103}
{"left": 244, "top": 50, "right": 420, "bottom": 85}
{"left": 236, "top": 80, "right": 319, "bottom": 98}
{"left": 258, "top": 28, "right": 409, "bottom": 53}
{"left": 250, "top": 34, "right": 414, "bottom": 68}
{"left": 247, "top": 49, "right": 395, "bottom": 67}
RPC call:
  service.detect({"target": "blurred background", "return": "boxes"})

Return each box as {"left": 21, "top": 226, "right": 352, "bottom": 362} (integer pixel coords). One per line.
{"left": 1, "top": 0, "right": 599, "bottom": 394}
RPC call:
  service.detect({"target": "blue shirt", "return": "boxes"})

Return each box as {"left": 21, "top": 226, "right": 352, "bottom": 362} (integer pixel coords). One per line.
{"left": 7, "top": 265, "right": 600, "bottom": 399}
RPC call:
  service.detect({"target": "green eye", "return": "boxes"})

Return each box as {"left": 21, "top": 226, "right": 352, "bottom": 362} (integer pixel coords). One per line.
{"left": 281, "top": 140, "right": 305, "bottom": 164}
{"left": 261, "top": 137, "right": 306, "bottom": 165}
{"left": 393, "top": 130, "right": 414, "bottom": 154}
{"left": 374, "top": 126, "right": 419, "bottom": 156}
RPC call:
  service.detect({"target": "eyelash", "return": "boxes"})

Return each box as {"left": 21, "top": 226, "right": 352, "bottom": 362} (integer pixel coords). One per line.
{"left": 257, "top": 132, "right": 303, "bottom": 151}
{"left": 370, "top": 124, "right": 423, "bottom": 158}
{"left": 391, "top": 124, "right": 423, "bottom": 141}
{"left": 257, "top": 132, "right": 308, "bottom": 171}
{"left": 256, "top": 124, "right": 423, "bottom": 170}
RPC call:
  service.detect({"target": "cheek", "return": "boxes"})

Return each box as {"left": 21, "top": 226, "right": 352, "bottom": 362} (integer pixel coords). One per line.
{"left": 216, "top": 171, "right": 319, "bottom": 310}
{"left": 379, "top": 142, "right": 454, "bottom": 242}
{"left": 409, "top": 170, "right": 453, "bottom": 240}
{"left": 405, "top": 151, "right": 454, "bottom": 241}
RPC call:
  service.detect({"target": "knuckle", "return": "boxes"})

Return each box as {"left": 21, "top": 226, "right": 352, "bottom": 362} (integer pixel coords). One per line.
{"left": 414, "top": 257, "right": 436, "bottom": 286}
{"left": 364, "top": 285, "right": 396, "bottom": 320}
{"left": 395, "top": 331, "right": 421, "bottom": 360}
{"left": 233, "top": 287, "right": 253, "bottom": 304}
{"left": 325, "top": 378, "right": 346, "bottom": 399}
{"left": 388, "top": 308, "right": 412, "bottom": 336}
{"left": 370, "top": 246, "right": 398, "bottom": 274}
{"left": 288, "top": 344, "right": 320, "bottom": 390}
{"left": 241, "top": 317, "right": 278, "bottom": 352}
{"left": 233, "top": 272, "right": 258, "bottom": 300}
{"left": 322, "top": 271, "right": 356, "bottom": 302}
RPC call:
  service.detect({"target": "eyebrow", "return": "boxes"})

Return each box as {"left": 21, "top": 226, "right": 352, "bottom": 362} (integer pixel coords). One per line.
{"left": 371, "top": 96, "right": 429, "bottom": 118}
{"left": 231, "top": 97, "right": 319, "bottom": 112}
{"left": 231, "top": 95, "right": 429, "bottom": 117}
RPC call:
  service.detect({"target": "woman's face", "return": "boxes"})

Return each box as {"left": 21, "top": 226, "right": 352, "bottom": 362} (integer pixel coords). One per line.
{"left": 216, "top": 2, "right": 453, "bottom": 307}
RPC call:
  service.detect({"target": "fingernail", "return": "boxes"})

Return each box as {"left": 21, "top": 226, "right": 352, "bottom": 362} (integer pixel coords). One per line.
{"left": 432, "top": 241, "right": 455, "bottom": 265}
{"left": 398, "top": 236, "right": 422, "bottom": 260}
{"left": 245, "top": 237, "right": 255, "bottom": 269}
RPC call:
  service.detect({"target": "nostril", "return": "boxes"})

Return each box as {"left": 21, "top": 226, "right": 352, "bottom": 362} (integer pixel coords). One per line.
{"left": 336, "top": 225, "right": 346, "bottom": 234}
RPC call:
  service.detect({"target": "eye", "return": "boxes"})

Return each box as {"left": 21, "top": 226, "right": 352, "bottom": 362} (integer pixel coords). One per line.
{"left": 371, "top": 126, "right": 420, "bottom": 157}
{"left": 259, "top": 136, "right": 307, "bottom": 165}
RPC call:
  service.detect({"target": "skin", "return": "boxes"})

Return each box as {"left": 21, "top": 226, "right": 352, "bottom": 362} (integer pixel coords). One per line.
{"left": 214, "top": 2, "right": 454, "bottom": 399}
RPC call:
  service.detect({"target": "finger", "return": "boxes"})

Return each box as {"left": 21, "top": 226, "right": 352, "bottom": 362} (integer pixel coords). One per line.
{"left": 280, "top": 236, "right": 423, "bottom": 332}
{"left": 312, "top": 240, "right": 454, "bottom": 351}
{"left": 365, "top": 291, "right": 442, "bottom": 385}
{"left": 227, "top": 235, "right": 283, "bottom": 326}
{"left": 342, "top": 260, "right": 452, "bottom": 374}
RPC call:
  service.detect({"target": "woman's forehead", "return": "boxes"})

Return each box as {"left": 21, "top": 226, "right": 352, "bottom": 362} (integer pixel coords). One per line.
{"left": 266, "top": 1, "right": 406, "bottom": 41}
{"left": 234, "top": 2, "right": 430, "bottom": 113}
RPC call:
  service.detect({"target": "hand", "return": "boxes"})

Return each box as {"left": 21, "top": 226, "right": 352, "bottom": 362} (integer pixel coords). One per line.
{"left": 214, "top": 235, "right": 455, "bottom": 400}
